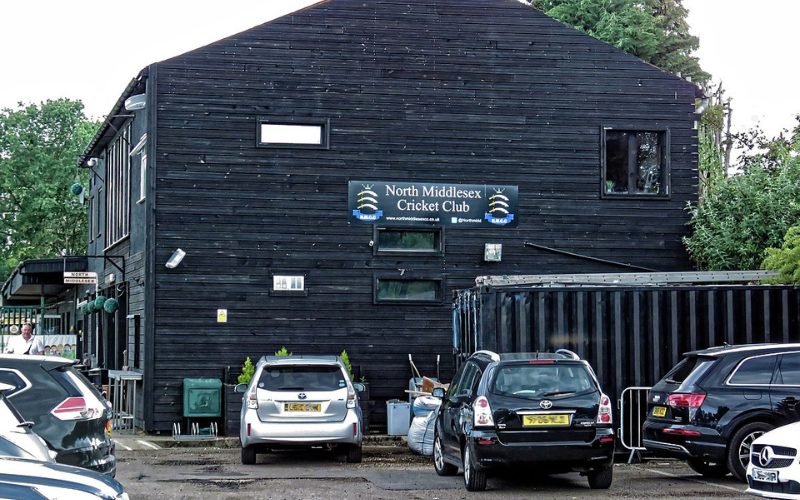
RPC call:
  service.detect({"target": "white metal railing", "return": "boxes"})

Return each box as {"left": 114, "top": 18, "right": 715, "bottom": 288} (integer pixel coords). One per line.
{"left": 618, "top": 386, "right": 652, "bottom": 463}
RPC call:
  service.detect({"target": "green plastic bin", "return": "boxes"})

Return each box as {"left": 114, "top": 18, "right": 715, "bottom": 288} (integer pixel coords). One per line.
{"left": 183, "top": 378, "right": 222, "bottom": 418}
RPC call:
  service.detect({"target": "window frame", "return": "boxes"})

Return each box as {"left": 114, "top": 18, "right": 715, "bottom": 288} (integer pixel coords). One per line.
{"left": 373, "top": 275, "right": 444, "bottom": 305}
{"left": 600, "top": 126, "right": 671, "bottom": 199}
{"left": 256, "top": 117, "right": 330, "bottom": 150}
{"left": 137, "top": 153, "right": 147, "bottom": 204}
{"left": 773, "top": 351, "right": 800, "bottom": 387}
{"left": 373, "top": 226, "right": 444, "bottom": 256}
{"left": 270, "top": 273, "right": 309, "bottom": 297}
{"left": 105, "top": 122, "right": 132, "bottom": 249}
{"left": 725, "top": 353, "right": 779, "bottom": 387}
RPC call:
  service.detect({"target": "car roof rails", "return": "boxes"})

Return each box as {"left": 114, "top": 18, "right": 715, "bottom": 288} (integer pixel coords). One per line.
{"left": 555, "top": 349, "right": 580, "bottom": 360}
{"left": 473, "top": 350, "right": 501, "bottom": 362}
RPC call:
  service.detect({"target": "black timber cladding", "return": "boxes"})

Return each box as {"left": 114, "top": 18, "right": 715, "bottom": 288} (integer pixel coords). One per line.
{"left": 143, "top": 0, "right": 699, "bottom": 430}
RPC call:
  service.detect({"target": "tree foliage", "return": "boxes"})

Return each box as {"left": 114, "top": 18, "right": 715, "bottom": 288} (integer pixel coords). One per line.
{"left": 683, "top": 125, "right": 800, "bottom": 270}
{"left": 0, "top": 99, "right": 98, "bottom": 281}
{"left": 530, "top": 0, "right": 709, "bottom": 84}
{"left": 762, "top": 226, "right": 800, "bottom": 285}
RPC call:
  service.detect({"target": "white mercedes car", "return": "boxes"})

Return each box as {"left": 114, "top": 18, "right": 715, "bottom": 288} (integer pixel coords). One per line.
{"left": 746, "top": 421, "right": 800, "bottom": 499}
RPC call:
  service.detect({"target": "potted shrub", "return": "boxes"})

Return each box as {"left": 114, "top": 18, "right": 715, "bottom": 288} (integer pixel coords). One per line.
{"left": 341, "top": 350, "right": 370, "bottom": 433}
{"left": 224, "top": 356, "right": 254, "bottom": 436}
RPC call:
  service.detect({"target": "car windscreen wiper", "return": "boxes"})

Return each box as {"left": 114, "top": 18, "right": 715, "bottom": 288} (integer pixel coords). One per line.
{"left": 540, "top": 390, "right": 577, "bottom": 398}
{"left": 664, "top": 378, "right": 682, "bottom": 384}
{"left": 275, "top": 386, "right": 305, "bottom": 391}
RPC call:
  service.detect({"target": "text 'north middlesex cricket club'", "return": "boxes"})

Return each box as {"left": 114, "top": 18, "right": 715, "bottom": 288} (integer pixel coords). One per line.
{"left": 348, "top": 181, "right": 518, "bottom": 228}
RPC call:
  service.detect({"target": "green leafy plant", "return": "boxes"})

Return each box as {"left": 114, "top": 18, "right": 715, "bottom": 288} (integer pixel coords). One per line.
{"left": 275, "top": 346, "right": 292, "bottom": 356}
{"left": 762, "top": 226, "right": 800, "bottom": 284}
{"left": 340, "top": 350, "right": 353, "bottom": 381}
{"left": 237, "top": 356, "right": 254, "bottom": 384}
{"left": 684, "top": 144, "right": 800, "bottom": 270}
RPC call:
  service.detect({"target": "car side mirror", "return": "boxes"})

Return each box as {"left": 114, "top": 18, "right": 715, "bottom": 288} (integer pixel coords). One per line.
{"left": 234, "top": 383, "right": 248, "bottom": 394}
{"left": 353, "top": 382, "right": 365, "bottom": 393}
{"left": 432, "top": 387, "right": 446, "bottom": 399}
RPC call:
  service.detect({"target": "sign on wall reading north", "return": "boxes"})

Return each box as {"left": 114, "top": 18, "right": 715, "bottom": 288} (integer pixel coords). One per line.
{"left": 348, "top": 181, "right": 518, "bottom": 228}
{"left": 63, "top": 271, "right": 97, "bottom": 284}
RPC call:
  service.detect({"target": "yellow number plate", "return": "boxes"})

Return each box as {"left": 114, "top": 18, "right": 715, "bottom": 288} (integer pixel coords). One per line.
{"left": 522, "top": 414, "right": 570, "bottom": 427}
{"left": 652, "top": 406, "right": 667, "bottom": 417}
{"left": 285, "top": 403, "right": 321, "bottom": 412}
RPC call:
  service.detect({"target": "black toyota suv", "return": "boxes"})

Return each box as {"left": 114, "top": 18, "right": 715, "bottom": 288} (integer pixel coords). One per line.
{"left": 643, "top": 343, "right": 800, "bottom": 482}
{"left": 0, "top": 355, "right": 116, "bottom": 476}
{"left": 432, "top": 350, "right": 615, "bottom": 491}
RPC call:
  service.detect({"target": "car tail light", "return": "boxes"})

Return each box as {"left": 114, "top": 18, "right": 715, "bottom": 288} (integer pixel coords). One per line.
{"left": 51, "top": 397, "right": 97, "bottom": 420}
{"left": 662, "top": 428, "right": 701, "bottom": 437}
{"left": 596, "top": 394, "right": 612, "bottom": 425}
{"left": 473, "top": 396, "right": 494, "bottom": 427}
{"left": 667, "top": 393, "right": 705, "bottom": 420}
{"left": 347, "top": 388, "right": 357, "bottom": 409}
{"left": 247, "top": 389, "right": 258, "bottom": 409}
{"left": 667, "top": 393, "right": 706, "bottom": 408}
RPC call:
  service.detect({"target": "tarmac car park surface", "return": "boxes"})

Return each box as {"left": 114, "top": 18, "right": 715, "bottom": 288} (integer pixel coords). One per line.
{"left": 113, "top": 436, "right": 751, "bottom": 499}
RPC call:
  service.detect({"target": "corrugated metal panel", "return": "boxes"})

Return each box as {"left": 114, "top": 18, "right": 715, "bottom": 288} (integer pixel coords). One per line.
{"left": 453, "top": 285, "right": 800, "bottom": 404}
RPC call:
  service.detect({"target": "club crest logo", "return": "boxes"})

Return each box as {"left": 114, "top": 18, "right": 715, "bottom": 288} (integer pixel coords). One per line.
{"left": 485, "top": 188, "right": 515, "bottom": 225}
{"left": 352, "top": 184, "right": 383, "bottom": 222}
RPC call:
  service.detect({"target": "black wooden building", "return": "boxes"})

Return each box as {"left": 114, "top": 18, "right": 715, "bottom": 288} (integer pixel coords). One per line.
{"left": 78, "top": 0, "right": 702, "bottom": 432}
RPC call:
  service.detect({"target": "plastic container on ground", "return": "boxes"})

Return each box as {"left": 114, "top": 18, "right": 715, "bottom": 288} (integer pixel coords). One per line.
{"left": 386, "top": 399, "right": 411, "bottom": 436}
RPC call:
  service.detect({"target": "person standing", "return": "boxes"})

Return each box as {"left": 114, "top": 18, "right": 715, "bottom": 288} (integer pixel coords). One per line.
{"left": 4, "top": 322, "right": 45, "bottom": 355}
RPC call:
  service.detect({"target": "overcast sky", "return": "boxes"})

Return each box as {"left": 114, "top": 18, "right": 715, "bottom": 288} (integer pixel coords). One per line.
{"left": 1, "top": 1, "right": 797, "bottom": 138}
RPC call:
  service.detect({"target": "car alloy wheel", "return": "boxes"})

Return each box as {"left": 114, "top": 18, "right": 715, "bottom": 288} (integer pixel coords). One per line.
{"left": 462, "top": 445, "right": 486, "bottom": 491}
{"left": 433, "top": 432, "right": 457, "bottom": 476}
{"left": 727, "top": 421, "right": 774, "bottom": 481}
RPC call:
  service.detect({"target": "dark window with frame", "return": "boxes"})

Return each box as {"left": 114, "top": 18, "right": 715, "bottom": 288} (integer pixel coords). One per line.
{"left": 728, "top": 355, "right": 777, "bottom": 385}
{"left": 105, "top": 122, "right": 131, "bottom": 247}
{"left": 374, "top": 227, "right": 443, "bottom": 255}
{"left": 603, "top": 129, "right": 668, "bottom": 196}
{"left": 257, "top": 117, "right": 329, "bottom": 149}
{"left": 374, "top": 277, "right": 443, "bottom": 304}
{"left": 451, "top": 362, "right": 480, "bottom": 399}
{"left": 776, "top": 353, "right": 800, "bottom": 385}
{"left": 88, "top": 194, "right": 94, "bottom": 243}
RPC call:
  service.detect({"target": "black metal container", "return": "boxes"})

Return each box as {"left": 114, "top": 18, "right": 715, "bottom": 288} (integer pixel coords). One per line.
{"left": 453, "top": 284, "right": 800, "bottom": 403}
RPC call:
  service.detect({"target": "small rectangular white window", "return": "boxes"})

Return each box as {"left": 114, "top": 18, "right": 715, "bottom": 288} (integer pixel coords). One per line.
{"left": 273, "top": 275, "right": 305, "bottom": 292}
{"left": 258, "top": 118, "right": 329, "bottom": 149}
{"left": 261, "top": 124, "right": 322, "bottom": 145}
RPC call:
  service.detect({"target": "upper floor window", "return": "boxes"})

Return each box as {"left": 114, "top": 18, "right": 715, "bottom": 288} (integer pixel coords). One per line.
{"left": 602, "top": 128, "right": 669, "bottom": 197}
{"left": 374, "top": 227, "right": 443, "bottom": 256}
{"left": 106, "top": 122, "right": 131, "bottom": 248}
{"left": 257, "top": 117, "right": 329, "bottom": 149}
{"left": 374, "top": 276, "right": 443, "bottom": 304}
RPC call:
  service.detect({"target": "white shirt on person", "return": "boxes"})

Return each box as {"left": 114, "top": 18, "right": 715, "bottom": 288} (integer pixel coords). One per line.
{"left": 4, "top": 334, "right": 45, "bottom": 355}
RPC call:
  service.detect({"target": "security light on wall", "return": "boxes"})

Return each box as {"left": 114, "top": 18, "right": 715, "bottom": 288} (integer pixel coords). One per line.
{"left": 165, "top": 248, "right": 186, "bottom": 268}
{"left": 124, "top": 94, "right": 146, "bottom": 111}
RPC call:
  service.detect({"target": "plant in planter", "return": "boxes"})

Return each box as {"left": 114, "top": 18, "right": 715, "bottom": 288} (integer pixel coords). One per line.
{"left": 340, "top": 350, "right": 371, "bottom": 433}
{"left": 238, "top": 356, "right": 254, "bottom": 385}
{"left": 275, "top": 346, "right": 292, "bottom": 357}
{"left": 340, "top": 350, "right": 354, "bottom": 381}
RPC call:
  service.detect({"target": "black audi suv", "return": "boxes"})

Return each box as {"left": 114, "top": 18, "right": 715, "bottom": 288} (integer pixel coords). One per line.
{"left": 432, "top": 350, "right": 615, "bottom": 491}
{"left": 643, "top": 343, "right": 800, "bottom": 481}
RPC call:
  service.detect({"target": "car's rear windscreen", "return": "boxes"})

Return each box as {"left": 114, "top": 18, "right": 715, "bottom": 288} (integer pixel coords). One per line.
{"left": 492, "top": 363, "right": 595, "bottom": 398}
{"left": 660, "top": 356, "right": 716, "bottom": 385}
{"left": 257, "top": 365, "right": 346, "bottom": 392}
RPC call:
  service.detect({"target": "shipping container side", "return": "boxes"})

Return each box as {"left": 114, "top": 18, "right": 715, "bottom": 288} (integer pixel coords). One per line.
{"left": 454, "top": 285, "right": 800, "bottom": 404}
